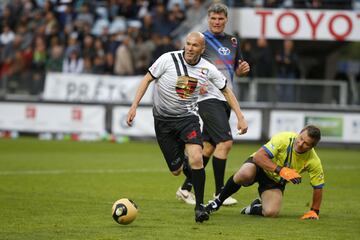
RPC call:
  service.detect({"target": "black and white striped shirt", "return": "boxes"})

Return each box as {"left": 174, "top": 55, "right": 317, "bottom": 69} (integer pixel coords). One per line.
{"left": 148, "top": 50, "right": 227, "bottom": 119}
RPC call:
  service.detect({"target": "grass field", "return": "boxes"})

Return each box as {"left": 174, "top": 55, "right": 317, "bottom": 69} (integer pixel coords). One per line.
{"left": 0, "top": 138, "right": 359, "bottom": 240}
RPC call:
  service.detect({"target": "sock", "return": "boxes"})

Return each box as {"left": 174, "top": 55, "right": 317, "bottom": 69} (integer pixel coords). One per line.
{"left": 212, "top": 156, "right": 226, "bottom": 195}
{"left": 181, "top": 155, "right": 210, "bottom": 191}
{"left": 181, "top": 156, "right": 192, "bottom": 191}
{"left": 203, "top": 155, "right": 210, "bottom": 168}
{"left": 218, "top": 175, "right": 241, "bottom": 203}
{"left": 250, "top": 205, "right": 264, "bottom": 216}
{"left": 191, "top": 168, "right": 206, "bottom": 208}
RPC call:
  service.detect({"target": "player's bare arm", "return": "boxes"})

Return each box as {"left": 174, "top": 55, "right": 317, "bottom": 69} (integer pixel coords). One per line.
{"left": 311, "top": 188, "right": 322, "bottom": 212}
{"left": 235, "top": 60, "right": 250, "bottom": 77}
{"left": 127, "top": 72, "right": 155, "bottom": 126}
{"left": 254, "top": 147, "right": 301, "bottom": 184}
{"left": 301, "top": 188, "right": 322, "bottom": 220}
{"left": 253, "top": 148, "right": 278, "bottom": 171}
{"left": 221, "top": 86, "right": 248, "bottom": 134}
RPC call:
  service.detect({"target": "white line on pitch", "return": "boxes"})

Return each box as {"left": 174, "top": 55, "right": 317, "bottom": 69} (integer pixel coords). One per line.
{"left": 0, "top": 168, "right": 168, "bottom": 176}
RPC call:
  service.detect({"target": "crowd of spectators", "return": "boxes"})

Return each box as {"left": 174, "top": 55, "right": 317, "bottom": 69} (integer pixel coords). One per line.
{"left": 0, "top": 0, "right": 357, "bottom": 98}
{"left": 0, "top": 0, "right": 205, "bottom": 95}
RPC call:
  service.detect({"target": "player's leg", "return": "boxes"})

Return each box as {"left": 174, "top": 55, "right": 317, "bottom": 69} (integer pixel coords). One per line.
{"left": 206, "top": 160, "right": 257, "bottom": 213}
{"left": 199, "top": 99, "right": 235, "bottom": 204}
{"left": 212, "top": 139, "right": 233, "bottom": 195}
{"left": 179, "top": 116, "right": 209, "bottom": 222}
{"left": 260, "top": 189, "right": 282, "bottom": 217}
{"left": 186, "top": 142, "right": 209, "bottom": 222}
{"left": 154, "top": 119, "right": 185, "bottom": 176}
{"left": 241, "top": 163, "right": 285, "bottom": 216}
{"left": 179, "top": 129, "right": 214, "bottom": 196}
{"left": 241, "top": 189, "right": 282, "bottom": 216}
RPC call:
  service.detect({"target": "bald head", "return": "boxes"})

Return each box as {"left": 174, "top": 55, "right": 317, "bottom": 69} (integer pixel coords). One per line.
{"left": 183, "top": 32, "right": 205, "bottom": 65}
{"left": 186, "top": 32, "right": 205, "bottom": 47}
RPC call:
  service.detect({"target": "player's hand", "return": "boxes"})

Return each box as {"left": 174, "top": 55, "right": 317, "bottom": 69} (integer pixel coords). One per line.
{"left": 279, "top": 167, "right": 301, "bottom": 184}
{"left": 300, "top": 210, "right": 319, "bottom": 220}
{"left": 237, "top": 117, "right": 248, "bottom": 135}
{"left": 236, "top": 60, "right": 250, "bottom": 76}
{"left": 127, "top": 106, "right": 137, "bottom": 127}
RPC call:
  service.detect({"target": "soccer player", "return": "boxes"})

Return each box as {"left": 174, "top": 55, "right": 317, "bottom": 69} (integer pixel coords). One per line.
{"left": 205, "top": 125, "right": 325, "bottom": 220}
{"left": 177, "top": 3, "right": 250, "bottom": 206}
{"left": 126, "top": 32, "right": 248, "bottom": 222}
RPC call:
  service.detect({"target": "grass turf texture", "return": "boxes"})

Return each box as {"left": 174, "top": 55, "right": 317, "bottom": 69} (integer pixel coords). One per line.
{"left": 0, "top": 138, "right": 359, "bottom": 240}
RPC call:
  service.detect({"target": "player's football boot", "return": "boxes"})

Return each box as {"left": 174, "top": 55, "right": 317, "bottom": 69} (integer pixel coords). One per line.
{"left": 195, "top": 204, "right": 210, "bottom": 223}
{"left": 176, "top": 187, "right": 196, "bottom": 205}
{"left": 213, "top": 193, "right": 238, "bottom": 206}
{"left": 240, "top": 198, "right": 262, "bottom": 215}
{"left": 205, "top": 198, "right": 222, "bottom": 214}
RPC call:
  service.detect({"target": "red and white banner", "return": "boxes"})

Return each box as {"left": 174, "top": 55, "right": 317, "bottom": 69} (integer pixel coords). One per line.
{"left": 43, "top": 72, "right": 154, "bottom": 103}
{"left": 0, "top": 103, "right": 106, "bottom": 134}
{"left": 234, "top": 8, "right": 360, "bottom": 41}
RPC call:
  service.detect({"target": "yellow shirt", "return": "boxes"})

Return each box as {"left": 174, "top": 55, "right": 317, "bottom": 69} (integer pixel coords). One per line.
{"left": 252, "top": 132, "right": 325, "bottom": 188}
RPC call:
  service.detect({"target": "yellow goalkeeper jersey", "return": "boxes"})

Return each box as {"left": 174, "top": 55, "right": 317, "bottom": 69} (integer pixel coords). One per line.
{"left": 251, "top": 132, "right": 325, "bottom": 188}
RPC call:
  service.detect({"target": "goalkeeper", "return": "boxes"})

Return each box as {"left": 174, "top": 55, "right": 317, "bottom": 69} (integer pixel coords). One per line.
{"left": 205, "top": 125, "right": 324, "bottom": 220}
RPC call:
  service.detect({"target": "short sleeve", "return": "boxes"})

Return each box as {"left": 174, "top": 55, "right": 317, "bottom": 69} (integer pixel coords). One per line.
{"left": 148, "top": 53, "right": 168, "bottom": 78}
{"left": 207, "top": 65, "right": 227, "bottom": 90}
{"left": 306, "top": 152, "right": 325, "bottom": 188}
{"left": 262, "top": 133, "right": 285, "bottom": 159}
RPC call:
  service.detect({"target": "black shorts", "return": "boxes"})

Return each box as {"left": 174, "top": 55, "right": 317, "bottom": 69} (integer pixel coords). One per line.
{"left": 198, "top": 99, "right": 232, "bottom": 146}
{"left": 154, "top": 115, "right": 203, "bottom": 172}
{"left": 245, "top": 157, "right": 285, "bottom": 196}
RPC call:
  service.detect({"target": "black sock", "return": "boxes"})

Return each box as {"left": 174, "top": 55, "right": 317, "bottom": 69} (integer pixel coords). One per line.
{"left": 182, "top": 156, "right": 192, "bottom": 179}
{"left": 191, "top": 168, "right": 206, "bottom": 207}
{"left": 212, "top": 156, "right": 226, "bottom": 195}
{"left": 181, "top": 178, "right": 192, "bottom": 191}
{"left": 181, "top": 156, "right": 192, "bottom": 191}
{"left": 250, "top": 205, "right": 263, "bottom": 216}
{"left": 203, "top": 155, "right": 210, "bottom": 168}
{"left": 218, "top": 175, "right": 241, "bottom": 203}
{"left": 181, "top": 155, "right": 210, "bottom": 191}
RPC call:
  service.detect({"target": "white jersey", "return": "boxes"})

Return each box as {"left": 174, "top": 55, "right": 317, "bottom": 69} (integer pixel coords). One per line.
{"left": 148, "top": 50, "right": 227, "bottom": 119}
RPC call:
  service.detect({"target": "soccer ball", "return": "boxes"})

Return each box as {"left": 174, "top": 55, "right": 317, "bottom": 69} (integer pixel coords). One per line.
{"left": 112, "top": 198, "right": 138, "bottom": 225}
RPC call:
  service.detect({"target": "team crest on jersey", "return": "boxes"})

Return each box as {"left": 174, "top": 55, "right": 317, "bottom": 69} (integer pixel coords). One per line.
{"left": 218, "top": 47, "right": 230, "bottom": 56}
{"left": 231, "top": 37, "right": 237, "bottom": 47}
{"left": 176, "top": 76, "right": 198, "bottom": 99}
{"left": 201, "top": 68, "right": 209, "bottom": 75}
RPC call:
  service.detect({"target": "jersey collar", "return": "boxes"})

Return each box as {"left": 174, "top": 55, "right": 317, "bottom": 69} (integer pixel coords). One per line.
{"left": 204, "top": 30, "right": 226, "bottom": 38}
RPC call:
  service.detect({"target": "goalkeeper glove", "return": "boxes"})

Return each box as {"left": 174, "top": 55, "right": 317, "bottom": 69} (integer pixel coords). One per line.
{"left": 301, "top": 210, "right": 319, "bottom": 220}
{"left": 275, "top": 166, "right": 302, "bottom": 184}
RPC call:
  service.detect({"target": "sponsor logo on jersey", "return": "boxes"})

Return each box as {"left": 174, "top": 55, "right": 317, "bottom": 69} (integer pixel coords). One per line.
{"left": 231, "top": 37, "right": 238, "bottom": 47}
{"left": 218, "top": 47, "right": 230, "bottom": 56}
{"left": 187, "top": 130, "right": 197, "bottom": 140}
{"left": 176, "top": 76, "right": 198, "bottom": 99}
{"left": 214, "top": 59, "right": 235, "bottom": 65}
{"left": 200, "top": 68, "right": 209, "bottom": 75}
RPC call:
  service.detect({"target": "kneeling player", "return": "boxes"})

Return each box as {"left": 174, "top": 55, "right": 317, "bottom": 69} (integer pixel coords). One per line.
{"left": 206, "top": 125, "right": 324, "bottom": 220}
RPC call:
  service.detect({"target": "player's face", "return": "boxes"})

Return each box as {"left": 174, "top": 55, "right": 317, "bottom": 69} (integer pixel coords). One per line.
{"left": 184, "top": 34, "right": 204, "bottom": 65}
{"left": 208, "top": 12, "right": 228, "bottom": 35}
{"left": 294, "top": 131, "right": 315, "bottom": 154}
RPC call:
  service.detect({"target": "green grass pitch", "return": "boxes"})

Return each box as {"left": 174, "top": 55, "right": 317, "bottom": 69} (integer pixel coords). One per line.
{"left": 0, "top": 138, "right": 359, "bottom": 240}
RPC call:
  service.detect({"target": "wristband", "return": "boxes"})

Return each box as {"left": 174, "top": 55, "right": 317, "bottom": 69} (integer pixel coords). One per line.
{"left": 274, "top": 165, "right": 282, "bottom": 174}
{"left": 311, "top": 208, "right": 320, "bottom": 215}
